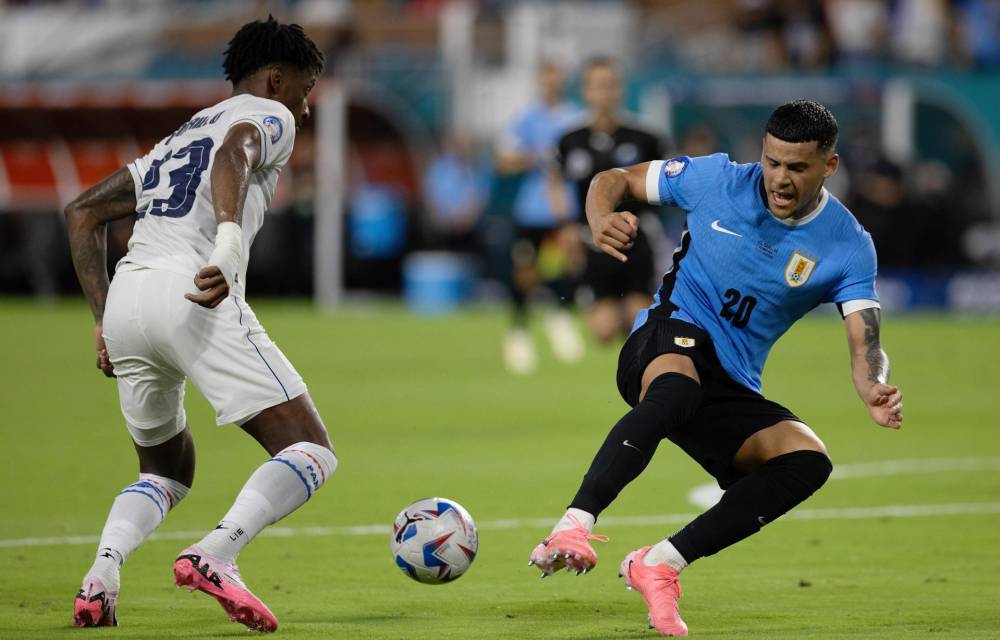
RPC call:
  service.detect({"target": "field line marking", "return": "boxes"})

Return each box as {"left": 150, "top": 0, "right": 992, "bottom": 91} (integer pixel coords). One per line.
{"left": 829, "top": 457, "right": 1000, "bottom": 479}
{"left": 687, "top": 456, "right": 1000, "bottom": 509}
{"left": 2, "top": 501, "right": 1000, "bottom": 549}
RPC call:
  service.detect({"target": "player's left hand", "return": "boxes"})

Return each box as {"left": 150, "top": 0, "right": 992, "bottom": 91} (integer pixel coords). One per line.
{"left": 866, "top": 383, "right": 903, "bottom": 429}
{"left": 94, "top": 322, "right": 115, "bottom": 378}
{"left": 185, "top": 265, "right": 230, "bottom": 309}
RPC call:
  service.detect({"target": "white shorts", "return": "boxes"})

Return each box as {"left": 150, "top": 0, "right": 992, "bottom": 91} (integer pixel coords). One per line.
{"left": 103, "top": 268, "right": 307, "bottom": 446}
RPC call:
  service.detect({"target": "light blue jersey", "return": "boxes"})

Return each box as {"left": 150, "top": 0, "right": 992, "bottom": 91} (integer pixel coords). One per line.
{"left": 498, "top": 101, "right": 582, "bottom": 228}
{"left": 633, "top": 154, "right": 879, "bottom": 392}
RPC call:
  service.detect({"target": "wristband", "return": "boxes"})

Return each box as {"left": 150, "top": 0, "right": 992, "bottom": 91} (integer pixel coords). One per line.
{"left": 207, "top": 221, "right": 243, "bottom": 289}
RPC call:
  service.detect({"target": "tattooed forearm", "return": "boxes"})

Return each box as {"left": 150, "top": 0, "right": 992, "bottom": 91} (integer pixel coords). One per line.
{"left": 67, "top": 222, "right": 109, "bottom": 321}
{"left": 64, "top": 168, "right": 137, "bottom": 321}
{"left": 859, "top": 307, "right": 890, "bottom": 384}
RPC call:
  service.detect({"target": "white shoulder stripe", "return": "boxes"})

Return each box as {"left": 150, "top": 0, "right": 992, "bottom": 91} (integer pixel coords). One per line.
{"left": 841, "top": 299, "right": 881, "bottom": 316}
{"left": 126, "top": 161, "right": 144, "bottom": 202}
{"left": 646, "top": 160, "right": 665, "bottom": 205}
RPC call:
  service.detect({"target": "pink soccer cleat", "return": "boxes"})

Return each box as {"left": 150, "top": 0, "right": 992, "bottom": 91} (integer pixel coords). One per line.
{"left": 173, "top": 545, "right": 278, "bottom": 633}
{"left": 620, "top": 547, "right": 688, "bottom": 637}
{"left": 529, "top": 515, "right": 609, "bottom": 576}
{"left": 73, "top": 576, "right": 117, "bottom": 627}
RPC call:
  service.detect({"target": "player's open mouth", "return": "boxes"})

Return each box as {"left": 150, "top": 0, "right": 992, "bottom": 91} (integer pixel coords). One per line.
{"left": 771, "top": 191, "right": 795, "bottom": 207}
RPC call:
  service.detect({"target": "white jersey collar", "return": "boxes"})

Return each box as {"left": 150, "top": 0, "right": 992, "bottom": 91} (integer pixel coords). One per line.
{"left": 770, "top": 188, "right": 829, "bottom": 227}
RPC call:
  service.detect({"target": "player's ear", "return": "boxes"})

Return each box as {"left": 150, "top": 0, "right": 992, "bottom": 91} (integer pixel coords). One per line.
{"left": 824, "top": 152, "right": 839, "bottom": 178}
{"left": 266, "top": 65, "right": 283, "bottom": 98}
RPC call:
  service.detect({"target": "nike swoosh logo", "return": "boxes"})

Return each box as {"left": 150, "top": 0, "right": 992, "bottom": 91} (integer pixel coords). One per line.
{"left": 711, "top": 220, "right": 742, "bottom": 237}
{"left": 622, "top": 440, "right": 648, "bottom": 465}
{"left": 757, "top": 516, "right": 768, "bottom": 525}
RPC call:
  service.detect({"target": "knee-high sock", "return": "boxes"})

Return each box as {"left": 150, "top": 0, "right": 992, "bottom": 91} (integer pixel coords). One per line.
{"left": 668, "top": 450, "right": 832, "bottom": 564}
{"left": 197, "top": 442, "right": 337, "bottom": 561}
{"left": 570, "top": 373, "right": 701, "bottom": 518}
{"left": 87, "top": 473, "right": 189, "bottom": 586}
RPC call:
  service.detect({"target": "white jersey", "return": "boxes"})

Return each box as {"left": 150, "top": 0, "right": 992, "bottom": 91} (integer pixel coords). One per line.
{"left": 120, "top": 94, "right": 296, "bottom": 297}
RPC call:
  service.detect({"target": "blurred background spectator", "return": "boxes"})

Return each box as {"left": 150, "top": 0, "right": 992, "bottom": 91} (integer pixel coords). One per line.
{"left": 494, "top": 60, "right": 583, "bottom": 374}
{"left": 0, "top": 0, "right": 997, "bottom": 318}
{"left": 422, "top": 133, "right": 488, "bottom": 253}
{"left": 551, "top": 57, "right": 670, "bottom": 343}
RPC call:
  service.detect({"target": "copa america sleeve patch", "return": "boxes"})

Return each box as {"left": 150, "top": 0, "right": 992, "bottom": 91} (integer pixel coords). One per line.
{"left": 262, "top": 115, "right": 283, "bottom": 144}
{"left": 664, "top": 157, "right": 687, "bottom": 177}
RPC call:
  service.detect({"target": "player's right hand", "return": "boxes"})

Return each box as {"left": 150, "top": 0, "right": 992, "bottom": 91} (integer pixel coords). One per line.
{"left": 94, "top": 322, "right": 114, "bottom": 378}
{"left": 592, "top": 211, "right": 639, "bottom": 263}
{"left": 185, "top": 265, "right": 230, "bottom": 309}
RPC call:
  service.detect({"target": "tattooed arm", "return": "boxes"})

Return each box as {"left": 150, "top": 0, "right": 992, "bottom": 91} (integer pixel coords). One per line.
{"left": 64, "top": 167, "right": 138, "bottom": 377}
{"left": 845, "top": 307, "right": 903, "bottom": 429}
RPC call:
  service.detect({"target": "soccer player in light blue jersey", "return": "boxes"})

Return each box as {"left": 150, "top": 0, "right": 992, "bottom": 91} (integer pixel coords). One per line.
{"left": 529, "top": 101, "right": 904, "bottom": 636}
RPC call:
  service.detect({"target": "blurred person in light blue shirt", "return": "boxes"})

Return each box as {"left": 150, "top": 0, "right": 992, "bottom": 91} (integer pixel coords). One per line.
{"left": 496, "top": 64, "right": 582, "bottom": 228}
{"left": 956, "top": 0, "right": 1000, "bottom": 69}
{"left": 423, "top": 133, "right": 489, "bottom": 252}
{"left": 494, "top": 61, "right": 585, "bottom": 375}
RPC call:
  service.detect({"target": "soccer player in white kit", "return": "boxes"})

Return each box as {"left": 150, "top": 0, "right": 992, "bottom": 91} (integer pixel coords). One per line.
{"left": 66, "top": 17, "right": 334, "bottom": 632}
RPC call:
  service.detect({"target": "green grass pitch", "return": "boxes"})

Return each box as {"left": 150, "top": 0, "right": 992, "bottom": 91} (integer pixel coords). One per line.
{"left": 1, "top": 299, "right": 998, "bottom": 639}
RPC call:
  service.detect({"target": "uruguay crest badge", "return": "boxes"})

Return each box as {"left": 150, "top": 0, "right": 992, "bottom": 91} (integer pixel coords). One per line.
{"left": 784, "top": 250, "right": 817, "bottom": 288}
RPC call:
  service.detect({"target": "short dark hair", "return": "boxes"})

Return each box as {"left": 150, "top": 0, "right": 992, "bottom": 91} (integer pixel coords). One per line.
{"left": 583, "top": 55, "right": 621, "bottom": 76}
{"left": 765, "top": 100, "right": 838, "bottom": 151}
{"left": 223, "top": 15, "right": 325, "bottom": 86}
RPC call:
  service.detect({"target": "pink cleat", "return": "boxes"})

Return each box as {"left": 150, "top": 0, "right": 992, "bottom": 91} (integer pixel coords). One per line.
{"left": 73, "top": 576, "right": 117, "bottom": 627}
{"left": 620, "top": 547, "right": 688, "bottom": 637}
{"left": 529, "top": 515, "right": 609, "bottom": 576}
{"left": 173, "top": 545, "right": 278, "bottom": 633}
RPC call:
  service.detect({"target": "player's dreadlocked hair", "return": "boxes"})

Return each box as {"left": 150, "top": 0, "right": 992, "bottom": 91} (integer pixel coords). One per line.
{"left": 766, "top": 100, "right": 838, "bottom": 151}
{"left": 223, "top": 15, "right": 324, "bottom": 86}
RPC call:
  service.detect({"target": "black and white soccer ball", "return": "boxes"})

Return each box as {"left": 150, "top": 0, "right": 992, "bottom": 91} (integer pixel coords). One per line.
{"left": 389, "top": 497, "right": 478, "bottom": 584}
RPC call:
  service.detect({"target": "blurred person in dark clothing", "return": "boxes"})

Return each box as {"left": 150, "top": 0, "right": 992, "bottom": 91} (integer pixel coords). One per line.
{"left": 779, "top": 0, "right": 834, "bottom": 68}
{"left": 551, "top": 57, "right": 669, "bottom": 343}
{"left": 849, "top": 157, "right": 911, "bottom": 266}
{"left": 908, "top": 159, "right": 977, "bottom": 266}
{"left": 734, "top": 0, "right": 787, "bottom": 71}
{"left": 850, "top": 156, "right": 969, "bottom": 267}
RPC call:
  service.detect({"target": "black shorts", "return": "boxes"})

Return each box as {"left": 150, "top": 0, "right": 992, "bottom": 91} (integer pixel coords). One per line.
{"left": 512, "top": 225, "right": 552, "bottom": 253}
{"left": 584, "top": 226, "right": 655, "bottom": 301}
{"left": 511, "top": 224, "right": 571, "bottom": 270}
{"left": 616, "top": 313, "right": 801, "bottom": 489}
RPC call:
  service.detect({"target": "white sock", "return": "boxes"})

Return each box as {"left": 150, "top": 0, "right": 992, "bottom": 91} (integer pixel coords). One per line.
{"left": 643, "top": 538, "right": 689, "bottom": 572}
{"left": 197, "top": 442, "right": 337, "bottom": 561}
{"left": 552, "top": 507, "right": 596, "bottom": 533}
{"left": 87, "top": 473, "right": 189, "bottom": 588}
